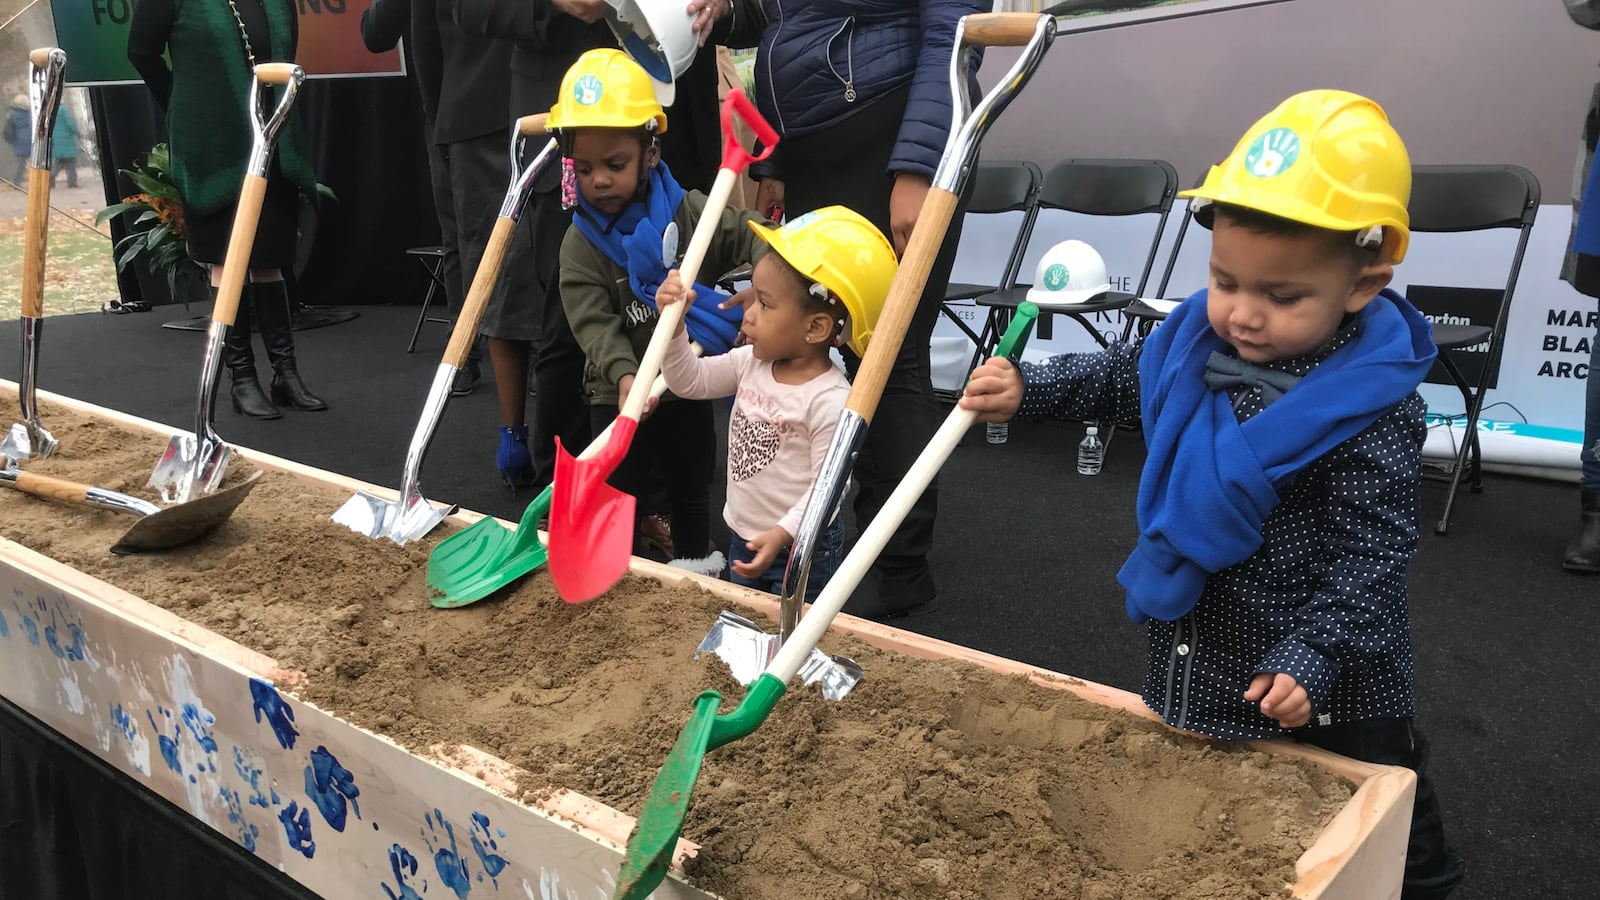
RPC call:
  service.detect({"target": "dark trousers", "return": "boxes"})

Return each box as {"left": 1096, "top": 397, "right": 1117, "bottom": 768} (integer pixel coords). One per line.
{"left": 1291, "top": 718, "right": 1466, "bottom": 900}
{"left": 522, "top": 191, "right": 591, "bottom": 488}
{"left": 590, "top": 399, "right": 715, "bottom": 560}
{"left": 426, "top": 133, "right": 507, "bottom": 366}
{"left": 777, "top": 84, "right": 967, "bottom": 580}
{"left": 50, "top": 157, "right": 76, "bottom": 188}
{"left": 730, "top": 517, "right": 844, "bottom": 599}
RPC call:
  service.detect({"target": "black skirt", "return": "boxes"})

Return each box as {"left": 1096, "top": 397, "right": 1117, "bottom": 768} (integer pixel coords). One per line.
{"left": 182, "top": 160, "right": 302, "bottom": 269}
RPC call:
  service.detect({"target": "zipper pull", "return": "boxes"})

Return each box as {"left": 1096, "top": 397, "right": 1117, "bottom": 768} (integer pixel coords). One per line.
{"left": 843, "top": 82, "right": 856, "bottom": 103}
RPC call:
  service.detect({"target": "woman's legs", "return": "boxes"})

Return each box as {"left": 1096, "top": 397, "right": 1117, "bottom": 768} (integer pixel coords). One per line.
{"left": 213, "top": 265, "right": 277, "bottom": 419}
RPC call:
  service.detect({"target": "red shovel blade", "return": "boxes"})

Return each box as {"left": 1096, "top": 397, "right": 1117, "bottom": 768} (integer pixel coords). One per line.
{"left": 548, "top": 417, "right": 640, "bottom": 602}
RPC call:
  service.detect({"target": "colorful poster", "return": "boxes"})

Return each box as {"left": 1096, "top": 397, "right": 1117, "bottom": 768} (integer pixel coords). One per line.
{"left": 50, "top": 0, "right": 404, "bottom": 86}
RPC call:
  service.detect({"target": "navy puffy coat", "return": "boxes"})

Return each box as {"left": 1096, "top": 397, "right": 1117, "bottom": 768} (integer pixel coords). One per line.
{"left": 745, "top": 0, "right": 988, "bottom": 180}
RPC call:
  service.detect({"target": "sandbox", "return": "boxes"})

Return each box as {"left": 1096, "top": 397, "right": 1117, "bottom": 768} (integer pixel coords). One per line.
{"left": 0, "top": 383, "right": 1415, "bottom": 899}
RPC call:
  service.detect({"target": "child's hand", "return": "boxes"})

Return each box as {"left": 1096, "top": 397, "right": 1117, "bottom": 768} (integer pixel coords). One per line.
{"left": 1245, "top": 672, "right": 1311, "bottom": 729}
{"left": 958, "top": 356, "right": 1023, "bottom": 423}
{"left": 616, "top": 374, "right": 659, "bottom": 419}
{"left": 656, "top": 270, "right": 695, "bottom": 309}
{"left": 730, "top": 526, "right": 792, "bottom": 579}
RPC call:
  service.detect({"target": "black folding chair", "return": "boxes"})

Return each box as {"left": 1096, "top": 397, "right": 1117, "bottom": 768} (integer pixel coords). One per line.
{"left": 1119, "top": 173, "right": 1208, "bottom": 341}
{"left": 973, "top": 158, "right": 1179, "bottom": 358}
{"left": 940, "top": 160, "right": 1043, "bottom": 370}
{"left": 1409, "top": 164, "right": 1541, "bottom": 534}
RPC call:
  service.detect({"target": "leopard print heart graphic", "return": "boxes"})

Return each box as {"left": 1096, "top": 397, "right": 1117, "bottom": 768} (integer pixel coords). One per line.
{"left": 729, "top": 408, "right": 781, "bottom": 482}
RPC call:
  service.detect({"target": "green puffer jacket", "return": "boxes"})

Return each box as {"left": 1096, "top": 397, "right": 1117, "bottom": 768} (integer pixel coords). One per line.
{"left": 165, "top": 0, "right": 317, "bottom": 214}
{"left": 560, "top": 190, "right": 769, "bottom": 407}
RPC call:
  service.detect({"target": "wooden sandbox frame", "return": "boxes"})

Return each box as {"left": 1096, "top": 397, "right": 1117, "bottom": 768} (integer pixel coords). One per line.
{"left": 0, "top": 385, "right": 1415, "bottom": 900}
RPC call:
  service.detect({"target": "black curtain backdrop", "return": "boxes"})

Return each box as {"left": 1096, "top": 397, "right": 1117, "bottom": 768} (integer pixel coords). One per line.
{"left": 90, "top": 73, "right": 441, "bottom": 308}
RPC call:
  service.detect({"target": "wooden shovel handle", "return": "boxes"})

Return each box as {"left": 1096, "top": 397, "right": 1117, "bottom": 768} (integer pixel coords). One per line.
{"left": 844, "top": 187, "right": 960, "bottom": 419}
{"left": 444, "top": 216, "right": 516, "bottom": 368}
{"left": 13, "top": 470, "right": 90, "bottom": 505}
{"left": 29, "top": 48, "right": 53, "bottom": 67}
{"left": 961, "top": 12, "right": 1047, "bottom": 47}
{"left": 20, "top": 167, "right": 50, "bottom": 318}
{"left": 253, "top": 63, "right": 298, "bottom": 84}
{"left": 516, "top": 113, "right": 549, "bottom": 136}
{"left": 210, "top": 174, "right": 268, "bottom": 328}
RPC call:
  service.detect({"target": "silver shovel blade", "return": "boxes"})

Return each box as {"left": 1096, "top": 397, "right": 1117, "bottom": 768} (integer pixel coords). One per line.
{"left": 331, "top": 488, "right": 455, "bottom": 546}
{"left": 694, "top": 610, "right": 864, "bottom": 702}
{"left": 0, "top": 421, "right": 56, "bottom": 462}
{"left": 149, "top": 434, "right": 233, "bottom": 506}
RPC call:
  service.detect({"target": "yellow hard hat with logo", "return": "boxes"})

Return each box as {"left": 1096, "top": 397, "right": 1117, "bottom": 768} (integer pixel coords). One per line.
{"left": 749, "top": 207, "right": 898, "bottom": 355}
{"left": 548, "top": 48, "right": 668, "bottom": 134}
{"left": 1182, "top": 89, "right": 1412, "bottom": 263}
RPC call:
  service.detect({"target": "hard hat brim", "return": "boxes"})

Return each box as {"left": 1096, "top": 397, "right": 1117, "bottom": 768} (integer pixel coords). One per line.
{"left": 1026, "top": 285, "right": 1110, "bottom": 308}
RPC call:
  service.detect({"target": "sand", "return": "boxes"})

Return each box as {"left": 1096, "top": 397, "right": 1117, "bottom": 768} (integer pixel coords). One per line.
{"left": 0, "top": 395, "right": 1354, "bottom": 899}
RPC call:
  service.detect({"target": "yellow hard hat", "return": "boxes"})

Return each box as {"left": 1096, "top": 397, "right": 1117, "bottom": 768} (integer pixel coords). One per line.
{"left": 548, "top": 48, "right": 668, "bottom": 134}
{"left": 1182, "top": 89, "right": 1412, "bottom": 263}
{"left": 749, "top": 207, "right": 898, "bottom": 355}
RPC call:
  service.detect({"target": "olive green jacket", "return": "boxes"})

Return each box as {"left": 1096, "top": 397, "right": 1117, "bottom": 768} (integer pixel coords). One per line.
{"left": 560, "top": 190, "right": 769, "bottom": 407}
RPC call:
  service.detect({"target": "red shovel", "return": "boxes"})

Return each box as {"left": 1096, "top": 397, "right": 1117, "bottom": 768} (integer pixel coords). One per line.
{"left": 548, "top": 89, "right": 777, "bottom": 603}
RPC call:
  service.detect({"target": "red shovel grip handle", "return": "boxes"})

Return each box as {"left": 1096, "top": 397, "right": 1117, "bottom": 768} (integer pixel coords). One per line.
{"left": 720, "top": 89, "right": 778, "bottom": 174}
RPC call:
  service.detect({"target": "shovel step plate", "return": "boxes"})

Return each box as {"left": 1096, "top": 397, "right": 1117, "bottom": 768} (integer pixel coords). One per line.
{"left": 694, "top": 611, "right": 864, "bottom": 701}
{"left": 332, "top": 489, "right": 455, "bottom": 546}
{"left": 150, "top": 435, "right": 233, "bottom": 506}
{"left": 0, "top": 423, "right": 56, "bottom": 462}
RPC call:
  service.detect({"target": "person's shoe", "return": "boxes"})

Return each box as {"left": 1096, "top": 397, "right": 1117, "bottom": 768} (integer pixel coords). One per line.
{"left": 496, "top": 426, "right": 532, "bottom": 493}
{"left": 223, "top": 287, "right": 280, "bottom": 420}
{"left": 668, "top": 551, "right": 726, "bottom": 578}
{"left": 841, "top": 563, "right": 937, "bottom": 620}
{"left": 269, "top": 362, "right": 328, "bottom": 411}
{"left": 451, "top": 358, "right": 482, "bottom": 397}
{"left": 255, "top": 282, "right": 327, "bottom": 411}
{"left": 1563, "top": 488, "right": 1600, "bottom": 573}
{"left": 230, "top": 374, "right": 280, "bottom": 419}
{"left": 638, "top": 514, "right": 674, "bottom": 559}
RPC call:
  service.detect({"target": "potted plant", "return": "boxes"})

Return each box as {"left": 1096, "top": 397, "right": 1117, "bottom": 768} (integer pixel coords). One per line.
{"left": 95, "top": 143, "right": 208, "bottom": 308}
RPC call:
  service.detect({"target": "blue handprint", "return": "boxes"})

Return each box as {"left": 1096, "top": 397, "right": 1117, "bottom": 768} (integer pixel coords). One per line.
{"left": 381, "top": 844, "right": 424, "bottom": 900}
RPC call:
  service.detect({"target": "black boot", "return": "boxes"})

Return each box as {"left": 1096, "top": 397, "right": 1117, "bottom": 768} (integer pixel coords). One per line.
{"left": 1563, "top": 488, "right": 1600, "bottom": 573}
{"left": 254, "top": 281, "right": 327, "bottom": 411}
{"left": 224, "top": 286, "right": 280, "bottom": 420}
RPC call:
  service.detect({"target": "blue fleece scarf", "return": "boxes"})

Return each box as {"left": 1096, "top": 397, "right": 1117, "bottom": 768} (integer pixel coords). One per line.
{"left": 1117, "top": 287, "right": 1437, "bottom": 623}
{"left": 572, "top": 163, "right": 743, "bottom": 355}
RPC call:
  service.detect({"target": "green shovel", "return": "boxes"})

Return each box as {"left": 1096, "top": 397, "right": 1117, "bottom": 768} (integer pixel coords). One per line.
{"left": 615, "top": 301, "right": 1041, "bottom": 898}
{"left": 427, "top": 374, "right": 675, "bottom": 608}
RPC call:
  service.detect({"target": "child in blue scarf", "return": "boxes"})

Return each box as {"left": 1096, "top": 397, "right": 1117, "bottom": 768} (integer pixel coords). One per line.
{"left": 550, "top": 49, "right": 767, "bottom": 575}
{"left": 961, "top": 91, "right": 1465, "bottom": 899}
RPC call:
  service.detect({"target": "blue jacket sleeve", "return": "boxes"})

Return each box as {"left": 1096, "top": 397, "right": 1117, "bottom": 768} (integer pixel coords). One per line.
{"left": 892, "top": 0, "right": 989, "bottom": 178}
{"left": 1017, "top": 340, "right": 1144, "bottom": 425}
{"left": 1255, "top": 396, "right": 1427, "bottom": 715}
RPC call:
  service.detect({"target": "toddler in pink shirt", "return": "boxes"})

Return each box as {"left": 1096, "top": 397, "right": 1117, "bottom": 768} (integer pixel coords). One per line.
{"left": 657, "top": 206, "right": 897, "bottom": 596}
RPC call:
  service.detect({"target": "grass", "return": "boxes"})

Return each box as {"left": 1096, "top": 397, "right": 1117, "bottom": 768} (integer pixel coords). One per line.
{"left": 0, "top": 210, "right": 123, "bottom": 320}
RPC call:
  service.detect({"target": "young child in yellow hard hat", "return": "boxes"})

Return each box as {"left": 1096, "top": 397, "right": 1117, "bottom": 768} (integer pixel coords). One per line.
{"left": 655, "top": 207, "right": 896, "bottom": 597}
{"left": 550, "top": 48, "right": 767, "bottom": 576}
{"left": 962, "top": 90, "right": 1465, "bottom": 898}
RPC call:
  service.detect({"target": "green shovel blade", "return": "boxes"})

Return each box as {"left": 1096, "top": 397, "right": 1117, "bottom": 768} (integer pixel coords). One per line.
{"left": 426, "top": 484, "right": 553, "bottom": 608}
{"left": 615, "top": 675, "right": 787, "bottom": 900}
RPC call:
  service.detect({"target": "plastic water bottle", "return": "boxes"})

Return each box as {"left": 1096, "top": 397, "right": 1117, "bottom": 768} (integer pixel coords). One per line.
{"left": 1077, "top": 426, "right": 1105, "bottom": 476}
{"left": 986, "top": 421, "right": 1009, "bottom": 444}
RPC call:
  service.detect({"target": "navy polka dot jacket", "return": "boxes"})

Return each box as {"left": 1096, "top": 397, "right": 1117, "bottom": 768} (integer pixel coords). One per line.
{"left": 1019, "top": 323, "right": 1425, "bottom": 740}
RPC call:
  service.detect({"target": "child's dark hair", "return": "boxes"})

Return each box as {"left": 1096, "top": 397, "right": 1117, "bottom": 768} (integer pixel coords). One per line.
{"left": 1206, "top": 202, "right": 1381, "bottom": 267}
{"left": 556, "top": 125, "right": 658, "bottom": 158}
{"left": 764, "top": 251, "right": 845, "bottom": 343}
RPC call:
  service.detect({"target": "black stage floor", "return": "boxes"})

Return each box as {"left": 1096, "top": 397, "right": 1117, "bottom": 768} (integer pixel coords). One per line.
{"left": 1, "top": 303, "right": 1595, "bottom": 899}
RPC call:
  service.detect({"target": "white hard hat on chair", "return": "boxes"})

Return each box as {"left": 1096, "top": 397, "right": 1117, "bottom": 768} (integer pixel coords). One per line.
{"left": 1025, "top": 240, "right": 1110, "bottom": 307}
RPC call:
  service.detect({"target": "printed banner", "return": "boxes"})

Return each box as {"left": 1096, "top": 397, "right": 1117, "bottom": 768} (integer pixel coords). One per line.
{"left": 50, "top": 0, "right": 404, "bottom": 86}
